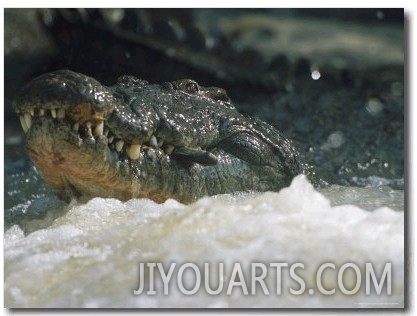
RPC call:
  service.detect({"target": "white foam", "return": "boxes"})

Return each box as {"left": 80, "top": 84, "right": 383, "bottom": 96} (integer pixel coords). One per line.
{"left": 4, "top": 175, "right": 404, "bottom": 308}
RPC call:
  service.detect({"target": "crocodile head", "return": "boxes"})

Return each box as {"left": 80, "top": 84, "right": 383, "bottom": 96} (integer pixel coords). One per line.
{"left": 14, "top": 70, "right": 302, "bottom": 203}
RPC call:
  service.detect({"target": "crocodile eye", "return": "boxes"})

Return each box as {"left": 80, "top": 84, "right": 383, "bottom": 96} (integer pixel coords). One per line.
{"left": 205, "top": 87, "right": 230, "bottom": 102}
{"left": 172, "top": 79, "right": 199, "bottom": 94}
{"left": 183, "top": 81, "right": 199, "bottom": 94}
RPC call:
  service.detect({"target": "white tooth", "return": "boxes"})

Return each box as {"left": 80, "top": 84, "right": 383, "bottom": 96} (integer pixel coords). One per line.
{"left": 29, "top": 109, "right": 34, "bottom": 117}
{"left": 57, "top": 109, "right": 65, "bottom": 119}
{"left": 115, "top": 140, "right": 124, "bottom": 152}
{"left": 51, "top": 109, "right": 57, "bottom": 118}
{"left": 86, "top": 122, "right": 93, "bottom": 137}
{"left": 146, "top": 148, "right": 156, "bottom": 161}
{"left": 94, "top": 121, "right": 104, "bottom": 136}
{"left": 157, "top": 138, "right": 164, "bottom": 147}
{"left": 72, "top": 123, "right": 79, "bottom": 132}
{"left": 108, "top": 136, "right": 114, "bottom": 143}
{"left": 19, "top": 116, "right": 29, "bottom": 133}
{"left": 150, "top": 135, "right": 158, "bottom": 148}
{"left": 103, "top": 129, "right": 109, "bottom": 137}
{"left": 127, "top": 144, "right": 141, "bottom": 160}
{"left": 86, "top": 137, "right": 95, "bottom": 144}
{"left": 39, "top": 109, "right": 45, "bottom": 116}
{"left": 164, "top": 144, "right": 175, "bottom": 155}
{"left": 24, "top": 113, "right": 32, "bottom": 130}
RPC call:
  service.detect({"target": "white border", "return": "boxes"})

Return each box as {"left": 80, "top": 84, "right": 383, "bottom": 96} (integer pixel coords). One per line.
{"left": 1, "top": 5, "right": 414, "bottom": 316}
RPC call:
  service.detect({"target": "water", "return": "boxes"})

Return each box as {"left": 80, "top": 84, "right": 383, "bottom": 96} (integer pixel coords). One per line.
{"left": 4, "top": 175, "right": 404, "bottom": 308}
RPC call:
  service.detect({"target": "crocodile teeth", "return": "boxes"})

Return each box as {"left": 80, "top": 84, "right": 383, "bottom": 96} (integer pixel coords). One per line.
{"left": 39, "top": 109, "right": 45, "bottom": 116}
{"left": 115, "top": 140, "right": 124, "bottom": 152}
{"left": 103, "top": 129, "right": 109, "bottom": 137}
{"left": 126, "top": 144, "right": 141, "bottom": 160}
{"left": 164, "top": 144, "right": 175, "bottom": 155}
{"left": 150, "top": 135, "right": 158, "bottom": 148}
{"left": 51, "top": 109, "right": 57, "bottom": 118}
{"left": 57, "top": 108, "right": 65, "bottom": 119}
{"left": 86, "top": 121, "right": 93, "bottom": 138}
{"left": 146, "top": 148, "right": 156, "bottom": 161}
{"left": 85, "top": 137, "right": 96, "bottom": 144}
{"left": 24, "top": 113, "right": 32, "bottom": 130}
{"left": 19, "top": 116, "right": 29, "bottom": 133}
{"left": 94, "top": 121, "right": 104, "bottom": 136}
{"left": 72, "top": 123, "right": 79, "bottom": 132}
{"left": 157, "top": 139, "right": 164, "bottom": 147}
{"left": 29, "top": 109, "right": 35, "bottom": 117}
{"left": 108, "top": 136, "right": 114, "bottom": 143}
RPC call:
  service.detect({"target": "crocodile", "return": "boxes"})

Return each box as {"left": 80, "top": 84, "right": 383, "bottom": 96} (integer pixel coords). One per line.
{"left": 13, "top": 70, "right": 302, "bottom": 203}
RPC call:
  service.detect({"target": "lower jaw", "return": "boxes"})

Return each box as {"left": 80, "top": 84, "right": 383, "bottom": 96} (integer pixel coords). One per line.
{"left": 25, "top": 120, "right": 177, "bottom": 203}
{"left": 25, "top": 119, "right": 117, "bottom": 199}
{"left": 27, "top": 142, "right": 141, "bottom": 202}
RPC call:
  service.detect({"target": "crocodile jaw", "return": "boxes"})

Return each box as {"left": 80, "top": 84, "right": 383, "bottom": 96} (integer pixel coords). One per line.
{"left": 13, "top": 70, "right": 302, "bottom": 203}
{"left": 23, "top": 115, "right": 176, "bottom": 202}
{"left": 13, "top": 70, "right": 181, "bottom": 202}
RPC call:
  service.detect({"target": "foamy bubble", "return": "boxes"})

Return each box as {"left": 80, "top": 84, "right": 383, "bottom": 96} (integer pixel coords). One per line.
{"left": 4, "top": 176, "right": 404, "bottom": 308}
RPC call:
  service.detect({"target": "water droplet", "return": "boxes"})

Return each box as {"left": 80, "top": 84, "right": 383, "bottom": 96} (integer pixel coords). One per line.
{"left": 328, "top": 131, "right": 345, "bottom": 148}
{"left": 311, "top": 70, "right": 321, "bottom": 80}
{"left": 365, "top": 98, "right": 383, "bottom": 115}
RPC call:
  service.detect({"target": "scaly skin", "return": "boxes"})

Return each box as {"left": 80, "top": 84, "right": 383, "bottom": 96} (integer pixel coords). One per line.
{"left": 13, "top": 70, "right": 302, "bottom": 203}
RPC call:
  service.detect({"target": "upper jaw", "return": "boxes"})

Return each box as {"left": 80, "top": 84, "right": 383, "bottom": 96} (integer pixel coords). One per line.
{"left": 13, "top": 70, "right": 117, "bottom": 140}
{"left": 19, "top": 107, "right": 168, "bottom": 162}
{"left": 13, "top": 70, "right": 219, "bottom": 166}
{"left": 13, "top": 69, "right": 117, "bottom": 116}
{"left": 13, "top": 70, "right": 172, "bottom": 162}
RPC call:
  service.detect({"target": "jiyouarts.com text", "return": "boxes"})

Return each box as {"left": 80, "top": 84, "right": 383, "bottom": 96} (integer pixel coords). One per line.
{"left": 133, "top": 262, "right": 392, "bottom": 296}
